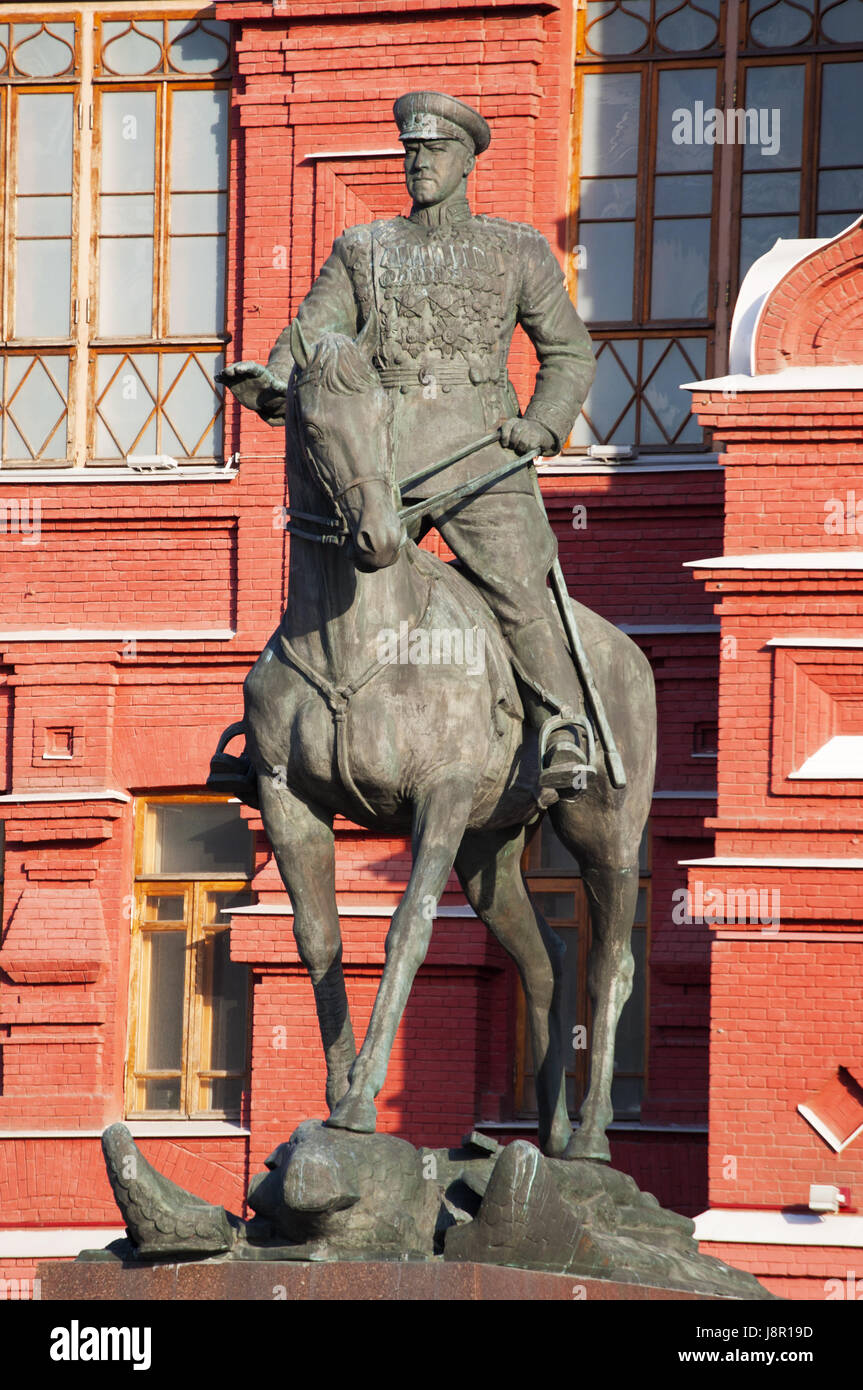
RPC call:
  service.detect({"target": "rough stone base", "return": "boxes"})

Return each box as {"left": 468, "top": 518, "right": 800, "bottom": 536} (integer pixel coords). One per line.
{"left": 38, "top": 1259, "right": 728, "bottom": 1302}
{"left": 90, "top": 1123, "right": 773, "bottom": 1299}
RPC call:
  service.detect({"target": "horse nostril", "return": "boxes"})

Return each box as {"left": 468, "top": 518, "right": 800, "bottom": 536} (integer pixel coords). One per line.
{"left": 360, "top": 530, "right": 375, "bottom": 554}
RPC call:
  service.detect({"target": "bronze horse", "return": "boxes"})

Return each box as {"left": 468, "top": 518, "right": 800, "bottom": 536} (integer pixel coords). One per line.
{"left": 216, "top": 320, "right": 656, "bottom": 1162}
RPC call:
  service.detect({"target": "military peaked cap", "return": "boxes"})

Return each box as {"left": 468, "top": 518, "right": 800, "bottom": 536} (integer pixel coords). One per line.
{"left": 393, "top": 91, "right": 491, "bottom": 155}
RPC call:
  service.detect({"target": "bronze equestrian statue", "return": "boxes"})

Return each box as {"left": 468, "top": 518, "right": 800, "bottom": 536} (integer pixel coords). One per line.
{"left": 224, "top": 91, "right": 599, "bottom": 796}
{"left": 213, "top": 92, "right": 656, "bottom": 1163}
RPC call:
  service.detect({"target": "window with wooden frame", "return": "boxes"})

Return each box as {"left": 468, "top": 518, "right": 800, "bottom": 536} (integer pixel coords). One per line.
{"left": 126, "top": 797, "right": 254, "bottom": 1120}
{"left": 569, "top": 0, "right": 863, "bottom": 453}
{"left": 0, "top": 6, "right": 230, "bottom": 469}
{"left": 515, "top": 818, "right": 650, "bottom": 1121}
{"left": 732, "top": 52, "right": 863, "bottom": 279}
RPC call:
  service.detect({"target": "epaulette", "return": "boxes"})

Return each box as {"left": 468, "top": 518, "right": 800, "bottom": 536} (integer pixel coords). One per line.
{"left": 473, "top": 214, "right": 549, "bottom": 243}
{"left": 336, "top": 217, "right": 398, "bottom": 248}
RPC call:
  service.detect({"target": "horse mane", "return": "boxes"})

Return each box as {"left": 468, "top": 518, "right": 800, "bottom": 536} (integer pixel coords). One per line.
{"left": 296, "top": 333, "right": 380, "bottom": 396}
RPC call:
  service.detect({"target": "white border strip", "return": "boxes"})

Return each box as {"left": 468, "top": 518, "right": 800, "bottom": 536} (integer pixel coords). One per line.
{"left": 798, "top": 1106, "right": 863, "bottom": 1154}
{"left": 0, "top": 1228, "right": 125, "bottom": 1259}
{"left": 0, "top": 469, "right": 237, "bottom": 484}
{"left": 536, "top": 460, "right": 722, "bottom": 476}
{"left": 681, "top": 365, "right": 863, "bottom": 393}
{"left": 685, "top": 552, "right": 863, "bottom": 570}
{"left": 0, "top": 789, "right": 130, "bottom": 804}
{"left": 0, "top": 1121, "right": 249, "bottom": 1139}
{"left": 681, "top": 856, "right": 863, "bottom": 868}
{"left": 714, "top": 931, "right": 863, "bottom": 942}
{"left": 305, "top": 147, "right": 402, "bottom": 160}
{"left": 694, "top": 1209, "right": 863, "bottom": 1246}
{"left": 228, "top": 904, "right": 478, "bottom": 918}
{"left": 767, "top": 637, "right": 863, "bottom": 649}
{"left": 0, "top": 628, "right": 234, "bottom": 642}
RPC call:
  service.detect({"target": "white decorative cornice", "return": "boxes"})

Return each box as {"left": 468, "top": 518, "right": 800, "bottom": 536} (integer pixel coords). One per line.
{"left": 681, "top": 365, "right": 863, "bottom": 394}
{"left": 685, "top": 552, "right": 863, "bottom": 570}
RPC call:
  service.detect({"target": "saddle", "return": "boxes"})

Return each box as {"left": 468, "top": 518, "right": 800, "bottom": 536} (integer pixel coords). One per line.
{"left": 206, "top": 556, "right": 598, "bottom": 814}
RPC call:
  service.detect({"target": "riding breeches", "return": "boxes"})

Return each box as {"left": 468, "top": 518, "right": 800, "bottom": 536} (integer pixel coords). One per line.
{"left": 402, "top": 486, "right": 585, "bottom": 722}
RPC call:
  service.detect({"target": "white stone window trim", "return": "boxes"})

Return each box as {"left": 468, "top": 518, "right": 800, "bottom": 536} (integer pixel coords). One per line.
{"left": 0, "top": 467, "right": 238, "bottom": 482}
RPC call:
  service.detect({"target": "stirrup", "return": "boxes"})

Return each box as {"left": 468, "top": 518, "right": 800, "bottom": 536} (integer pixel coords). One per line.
{"left": 538, "top": 713, "right": 597, "bottom": 796}
{"left": 207, "top": 733, "right": 260, "bottom": 809}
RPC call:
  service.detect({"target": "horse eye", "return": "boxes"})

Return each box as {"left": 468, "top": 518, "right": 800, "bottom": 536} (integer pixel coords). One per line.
{"left": 305, "top": 423, "right": 323, "bottom": 442}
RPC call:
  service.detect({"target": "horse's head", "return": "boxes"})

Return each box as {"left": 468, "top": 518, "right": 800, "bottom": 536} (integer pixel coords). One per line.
{"left": 291, "top": 315, "right": 405, "bottom": 571}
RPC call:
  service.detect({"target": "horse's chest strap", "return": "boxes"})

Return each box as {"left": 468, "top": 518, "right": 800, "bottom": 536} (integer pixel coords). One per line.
{"left": 278, "top": 577, "right": 436, "bottom": 815}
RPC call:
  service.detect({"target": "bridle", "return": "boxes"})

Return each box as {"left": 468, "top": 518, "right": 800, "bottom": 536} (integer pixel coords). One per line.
{"left": 282, "top": 367, "right": 535, "bottom": 547}
{"left": 282, "top": 372, "right": 397, "bottom": 547}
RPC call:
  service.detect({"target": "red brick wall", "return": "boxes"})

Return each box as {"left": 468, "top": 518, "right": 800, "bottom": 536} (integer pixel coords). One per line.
{"left": 754, "top": 223, "right": 863, "bottom": 372}
{"left": 686, "top": 221, "right": 863, "bottom": 1296}
{"left": 1, "top": 0, "right": 725, "bottom": 1281}
{"left": 709, "top": 940, "right": 863, "bottom": 1207}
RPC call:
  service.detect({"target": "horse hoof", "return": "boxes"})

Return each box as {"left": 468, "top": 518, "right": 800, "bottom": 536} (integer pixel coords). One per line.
{"left": 562, "top": 1131, "right": 611, "bottom": 1164}
{"left": 324, "top": 1094, "right": 377, "bottom": 1135}
{"left": 539, "top": 1128, "right": 573, "bottom": 1159}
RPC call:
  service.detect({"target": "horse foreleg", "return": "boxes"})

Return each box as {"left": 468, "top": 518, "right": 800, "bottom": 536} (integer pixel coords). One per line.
{"left": 326, "top": 776, "right": 475, "bottom": 1135}
{"left": 564, "top": 855, "right": 639, "bottom": 1163}
{"left": 455, "top": 825, "right": 573, "bottom": 1159}
{"left": 257, "top": 777, "right": 356, "bottom": 1112}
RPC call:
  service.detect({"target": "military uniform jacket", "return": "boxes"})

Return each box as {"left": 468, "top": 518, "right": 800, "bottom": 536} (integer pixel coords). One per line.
{"left": 268, "top": 196, "right": 596, "bottom": 498}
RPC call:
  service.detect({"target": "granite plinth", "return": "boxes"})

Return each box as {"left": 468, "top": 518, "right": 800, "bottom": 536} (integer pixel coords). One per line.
{"left": 38, "top": 1259, "right": 725, "bottom": 1301}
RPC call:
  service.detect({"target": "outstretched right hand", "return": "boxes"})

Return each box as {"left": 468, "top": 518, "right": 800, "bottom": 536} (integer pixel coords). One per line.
{"left": 216, "top": 361, "right": 290, "bottom": 417}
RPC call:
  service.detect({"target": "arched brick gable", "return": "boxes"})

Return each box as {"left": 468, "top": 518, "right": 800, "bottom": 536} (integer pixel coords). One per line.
{"left": 753, "top": 218, "right": 863, "bottom": 373}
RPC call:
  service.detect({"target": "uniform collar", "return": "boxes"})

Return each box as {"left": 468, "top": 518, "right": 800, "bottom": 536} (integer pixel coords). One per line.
{"left": 407, "top": 195, "right": 472, "bottom": 230}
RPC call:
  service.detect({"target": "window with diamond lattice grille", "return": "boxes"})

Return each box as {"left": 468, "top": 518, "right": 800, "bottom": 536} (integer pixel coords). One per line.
{"left": 0, "top": 9, "right": 230, "bottom": 468}
{"left": 569, "top": 0, "right": 863, "bottom": 453}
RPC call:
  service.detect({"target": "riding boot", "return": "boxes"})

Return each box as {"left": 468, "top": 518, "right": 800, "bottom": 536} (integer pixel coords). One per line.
{"left": 504, "top": 615, "right": 596, "bottom": 798}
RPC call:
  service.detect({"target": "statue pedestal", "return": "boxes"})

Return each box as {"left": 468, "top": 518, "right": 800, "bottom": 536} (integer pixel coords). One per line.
{"left": 38, "top": 1258, "right": 726, "bottom": 1302}
{"left": 86, "top": 1123, "right": 772, "bottom": 1299}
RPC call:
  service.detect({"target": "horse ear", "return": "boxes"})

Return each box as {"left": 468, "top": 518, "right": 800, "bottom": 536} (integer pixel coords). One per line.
{"left": 355, "top": 304, "right": 379, "bottom": 362}
{"left": 290, "top": 317, "right": 312, "bottom": 371}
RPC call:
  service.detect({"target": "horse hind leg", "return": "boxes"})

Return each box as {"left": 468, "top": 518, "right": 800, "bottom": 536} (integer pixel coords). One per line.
{"left": 455, "top": 825, "right": 573, "bottom": 1159}
{"left": 564, "top": 850, "right": 640, "bottom": 1162}
{"left": 257, "top": 776, "right": 356, "bottom": 1112}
